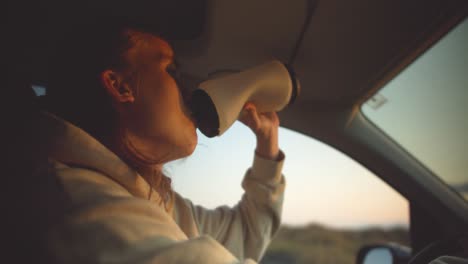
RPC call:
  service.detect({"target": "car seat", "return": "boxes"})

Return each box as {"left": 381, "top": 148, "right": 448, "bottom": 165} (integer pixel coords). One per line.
{"left": 4, "top": 80, "right": 71, "bottom": 264}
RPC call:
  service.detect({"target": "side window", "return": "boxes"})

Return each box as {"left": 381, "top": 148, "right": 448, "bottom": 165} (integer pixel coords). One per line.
{"left": 165, "top": 122, "right": 409, "bottom": 264}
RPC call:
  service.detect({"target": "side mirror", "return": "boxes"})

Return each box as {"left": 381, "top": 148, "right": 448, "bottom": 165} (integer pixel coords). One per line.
{"left": 357, "top": 244, "right": 412, "bottom": 264}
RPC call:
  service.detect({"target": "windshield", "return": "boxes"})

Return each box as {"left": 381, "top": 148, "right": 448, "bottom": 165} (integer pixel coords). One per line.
{"left": 362, "top": 17, "right": 468, "bottom": 201}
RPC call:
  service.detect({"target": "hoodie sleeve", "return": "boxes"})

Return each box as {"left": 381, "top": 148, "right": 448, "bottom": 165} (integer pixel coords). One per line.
{"left": 178, "top": 151, "right": 286, "bottom": 261}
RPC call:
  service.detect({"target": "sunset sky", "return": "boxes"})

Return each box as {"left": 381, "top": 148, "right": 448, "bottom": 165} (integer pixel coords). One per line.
{"left": 166, "top": 123, "right": 409, "bottom": 229}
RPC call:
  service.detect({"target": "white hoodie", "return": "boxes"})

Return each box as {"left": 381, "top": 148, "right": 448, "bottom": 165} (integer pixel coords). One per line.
{"left": 39, "top": 112, "right": 285, "bottom": 264}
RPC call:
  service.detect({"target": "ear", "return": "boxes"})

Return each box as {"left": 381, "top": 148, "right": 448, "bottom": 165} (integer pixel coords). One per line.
{"left": 101, "top": 70, "right": 135, "bottom": 103}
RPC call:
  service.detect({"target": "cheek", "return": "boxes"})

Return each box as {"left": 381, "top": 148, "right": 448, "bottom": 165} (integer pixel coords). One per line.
{"left": 135, "top": 75, "right": 189, "bottom": 137}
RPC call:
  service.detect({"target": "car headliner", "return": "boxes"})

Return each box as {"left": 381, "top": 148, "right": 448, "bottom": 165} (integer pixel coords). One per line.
{"left": 9, "top": 0, "right": 467, "bottom": 128}
{"left": 7, "top": 0, "right": 468, "bottom": 233}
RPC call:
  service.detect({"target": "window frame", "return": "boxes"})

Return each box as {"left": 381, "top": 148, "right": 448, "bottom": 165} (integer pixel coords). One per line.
{"left": 349, "top": 2, "right": 468, "bottom": 245}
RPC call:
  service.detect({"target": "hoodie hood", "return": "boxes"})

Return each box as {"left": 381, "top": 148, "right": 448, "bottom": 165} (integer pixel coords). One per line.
{"left": 37, "top": 111, "right": 161, "bottom": 203}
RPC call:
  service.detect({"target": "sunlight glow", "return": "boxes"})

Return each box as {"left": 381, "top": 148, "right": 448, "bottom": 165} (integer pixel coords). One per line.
{"left": 166, "top": 123, "right": 408, "bottom": 228}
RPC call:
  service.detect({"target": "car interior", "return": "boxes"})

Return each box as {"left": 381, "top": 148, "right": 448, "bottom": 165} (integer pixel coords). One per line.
{"left": 6, "top": 0, "right": 468, "bottom": 263}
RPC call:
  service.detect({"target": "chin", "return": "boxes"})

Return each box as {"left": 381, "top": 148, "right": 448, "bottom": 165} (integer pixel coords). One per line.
{"left": 186, "top": 132, "right": 198, "bottom": 155}
{"left": 178, "top": 132, "right": 198, "bottom": 158}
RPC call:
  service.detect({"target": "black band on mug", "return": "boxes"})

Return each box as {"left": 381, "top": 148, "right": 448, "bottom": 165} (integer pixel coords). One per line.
{"left": 283, "top": 63, "right": 300, "bottom": 106}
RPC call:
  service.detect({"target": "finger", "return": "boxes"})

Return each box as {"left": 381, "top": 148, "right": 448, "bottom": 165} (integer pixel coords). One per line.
{"left": 239, "top": 107, "right": 256, "bottom": 126}
{"left": 243, "top": 102, "right": 255, "bottom": 110}
{"left": 246, "top": 104, "right": 261, "bottom": 128}
{"left": 238, "top": 110, "right": 251, "bottom": 125}
{"left": 238, "top": 107, "right": 253, "bottom": 125}
{"left": 240, "top": 102, "right": 255, "bottom": 119}
{"left": 239, "top": 103, "right": 260, "bottom": 130}
{"left": 262, "top": 111, "right": 280, "bottom": 126}
{"left": 239, "top": 103, "right": 253, "bottom": 122}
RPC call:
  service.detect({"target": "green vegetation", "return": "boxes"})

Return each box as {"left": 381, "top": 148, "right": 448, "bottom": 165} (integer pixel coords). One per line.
{"left": 261, "top": 223, "right": 409, "bottom": 264}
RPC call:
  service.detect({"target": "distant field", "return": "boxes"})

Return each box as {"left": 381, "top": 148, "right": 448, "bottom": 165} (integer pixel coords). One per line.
{"left": 261, "top": 223, "right": 409, "bottom": 264}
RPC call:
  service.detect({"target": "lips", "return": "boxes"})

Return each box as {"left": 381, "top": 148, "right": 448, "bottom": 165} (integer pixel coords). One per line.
{"left": 190, "top": 114, "right": 198, "bottom": 129}
{"left": 183, "top": 104, "right": 197, "bottom": 129}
